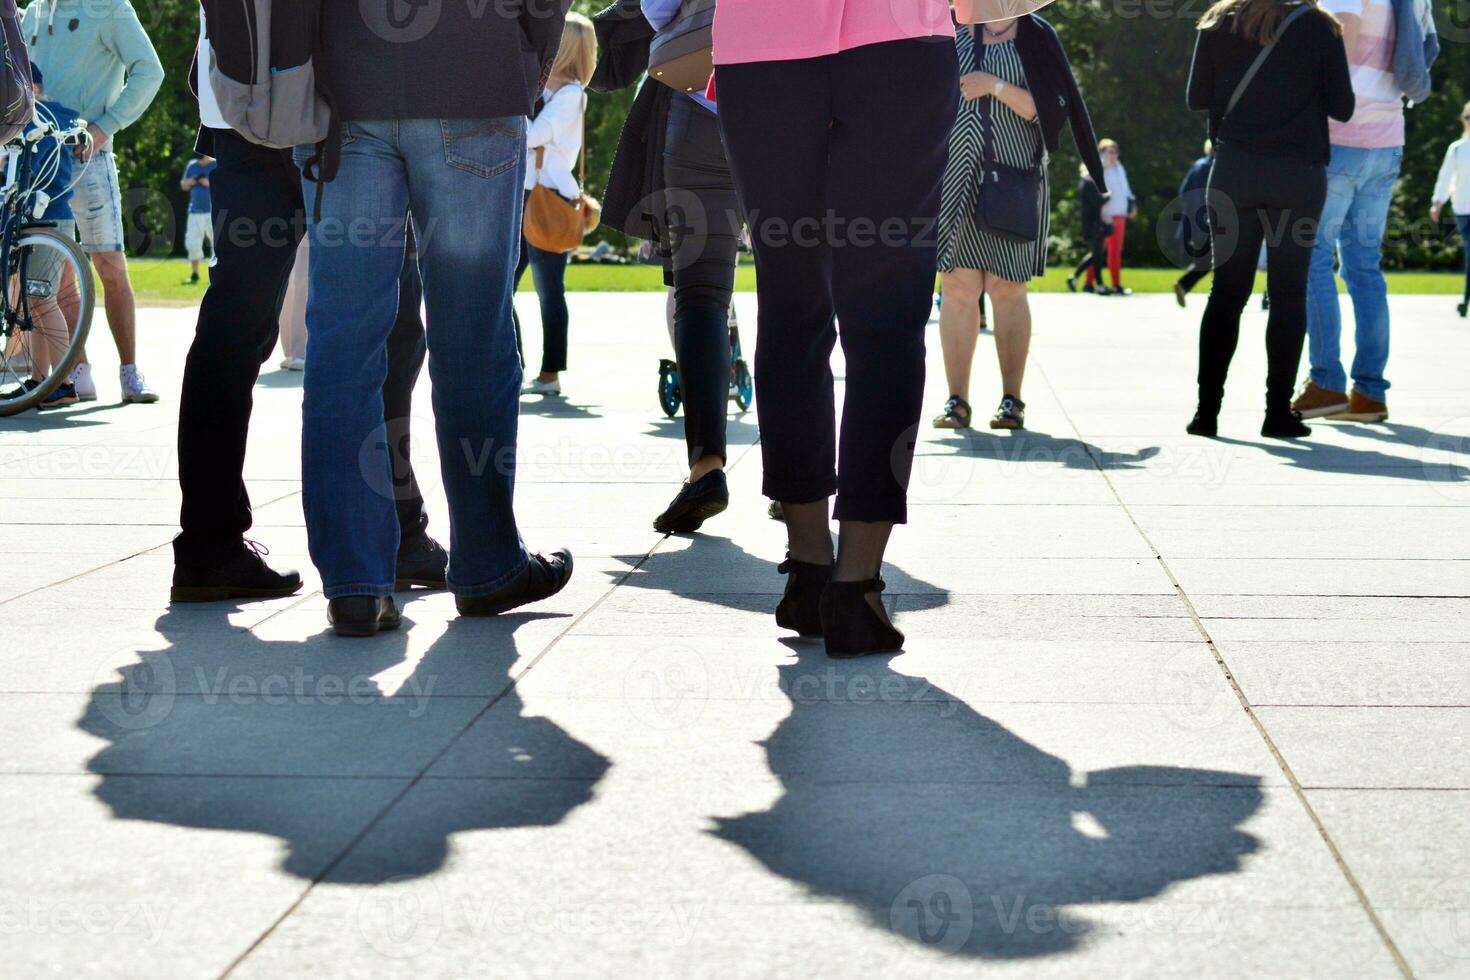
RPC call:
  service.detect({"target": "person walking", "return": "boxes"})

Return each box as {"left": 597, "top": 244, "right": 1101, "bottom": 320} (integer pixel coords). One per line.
{"left": 635, "top": 0, "right": 743, "bottom": 533}
{"left": 1293, "top": 0, "right": 1435, "bottom": 422}
{"left": 1185, "top": 0, "right": 1354, "bottom": 439}
{"left": 715, "top": 0, "right": 958, "bottom": 657}
{"left": 1098, "top": 138, "right": 1137, "bottom": 295}
{"left": 22, "top": 0, "right": 163, "bottom": 404}
{"left": 933, "top": 13, "right": 1104, "bottom": 433}
{"left": 1066, "top": 167, "right": 1111, "bottom": 296}
{"left": 1173, "top": 141, "right": 1215, "bottom": 305}
{"left": 517, "top": 14, "right": 597, "bottom": 398}
{"left": 299, "top": 0, "right": 573, "bottom": 636}
{"left": 172, "top": 12, "right": 446, "bottom": 605}
{"left": 1430, "top": 101, "right": 1470, "bottom": 318}
{"left": 180, "top": 153, "right": 215, "bottom": 285}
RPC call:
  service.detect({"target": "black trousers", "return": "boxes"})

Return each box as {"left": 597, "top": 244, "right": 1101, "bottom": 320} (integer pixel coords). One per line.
{"left": 1073, "top": 230, "right": 1106, "bottom": 282}
{"left": 1177, "top": 259, "right": 1210, "bottom": 292}
{"left": 175, "top": 128, "right": 429, "bottom": 565}
{"left": 1197, "top": 144, "right": 1326, "bottom": 416}
{"left": 662, "top": 95, "right": 741, "bottom": 467}
{"left": 718, "top": 39, "right": 958, "bottom": 523}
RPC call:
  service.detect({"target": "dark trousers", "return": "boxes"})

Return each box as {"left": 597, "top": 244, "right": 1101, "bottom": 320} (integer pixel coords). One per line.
{"left": 174, "top": 128, "right": 429, "bottom": 566}
{"left": 513, "top": 203, "right": 571, "bottom": 374}
{"left": 1073, "top": 230, "right": 1106, "bottom": 283}
{"left": 718, "top": 38, "right": 958, "bottom": 523}
{"left": 663, "top": 95, "right": 741, "bottom": 466}
{"left": 1457, "top": 214, "right": 1470, "bottom": 302}
{"left": 1197, "top": 144, "right": 1326, "bottom": 416}
{"left": 1177, "top": 258, "right": 1210, "bottom": 293}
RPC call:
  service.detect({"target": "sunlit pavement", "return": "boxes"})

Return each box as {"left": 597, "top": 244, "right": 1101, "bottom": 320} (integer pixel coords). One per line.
{"left": 2, "top": 290, "right": 1468, "bottom": 977}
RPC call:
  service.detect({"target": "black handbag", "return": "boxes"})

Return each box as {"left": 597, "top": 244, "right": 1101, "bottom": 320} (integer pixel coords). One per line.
{"left": 970, "top": 47, "right": 1044, "bottom": 243}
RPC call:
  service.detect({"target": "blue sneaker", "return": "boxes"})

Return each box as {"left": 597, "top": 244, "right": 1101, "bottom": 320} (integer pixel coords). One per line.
{"left": 37, "top": 382, "right": 78, "bottom": 410}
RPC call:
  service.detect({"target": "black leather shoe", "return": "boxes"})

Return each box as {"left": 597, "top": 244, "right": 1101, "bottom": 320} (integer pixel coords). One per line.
{"left": 819, "top": 578, "right": 904, "bottom": 658}
{"left": 775, "top": 555, "right": 831, "bottom": 639}
{"left": 653, "top": 470, "right": 729, "bottom": 533}
{"left": 1186, "top": 411, "right": 1218, "bottom": 437}
{"left": 328, "top": 596, "right": 402, "bottom": 637}
{"left": 1262, "top": 412, "right": 1310, "bottom": 438}
{"left": 171, "top": 541, "right": 303, "bottom": 603}
{"left": 396, "top": 533, "right": 448, "bottom": 591}
{"left": 455, "top": 549, "right": 573, "bottom": 617}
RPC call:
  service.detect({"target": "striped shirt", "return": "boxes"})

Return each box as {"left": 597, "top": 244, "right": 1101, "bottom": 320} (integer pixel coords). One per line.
{"left": 1323, "top": 0, "right": 1404, "bottom": 148}
{"left": 713, "top": 0, "right": 954, "bottom": 66}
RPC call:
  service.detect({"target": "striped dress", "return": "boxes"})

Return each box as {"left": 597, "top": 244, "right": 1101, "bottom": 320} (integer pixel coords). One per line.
{"left": 937, "top": 28, "right": 1049, "bottom": 281}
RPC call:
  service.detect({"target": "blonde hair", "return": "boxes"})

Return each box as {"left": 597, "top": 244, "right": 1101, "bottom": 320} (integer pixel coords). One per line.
{"left": 551, "top": 13, "right": 598, "bottom": 87}
{"left": 1199, "top": 0, "right": 1340, "bottom": 45}
{"left": 1098, "top": 139, "right": 1119, "bottom": 154}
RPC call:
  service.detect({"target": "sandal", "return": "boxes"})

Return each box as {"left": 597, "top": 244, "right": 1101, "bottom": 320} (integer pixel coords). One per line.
{"left": 932, "top": 395, "right": 973, "bottom": 430}
{"left": 990, "top": 394, "right": 1026, "bottom": 430}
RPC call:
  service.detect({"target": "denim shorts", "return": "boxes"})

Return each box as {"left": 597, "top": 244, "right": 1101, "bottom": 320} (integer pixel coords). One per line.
{"left": 23, "top": 218, "right": 76, "bottom": 297}
{"left": 71, "top": 149, "right": 125, "bottom": 253}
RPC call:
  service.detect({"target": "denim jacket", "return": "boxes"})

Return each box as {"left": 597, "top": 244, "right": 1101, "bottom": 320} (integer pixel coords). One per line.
{"left": 1391, "top": 0, "right": 1439, "bottom": 104}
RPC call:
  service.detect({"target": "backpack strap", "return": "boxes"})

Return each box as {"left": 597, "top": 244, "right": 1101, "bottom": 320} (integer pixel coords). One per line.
{"left": 1224, "top": 4, "right": 1311, "bottom": 120}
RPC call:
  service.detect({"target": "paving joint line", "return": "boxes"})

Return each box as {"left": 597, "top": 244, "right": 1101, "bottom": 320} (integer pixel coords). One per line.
{"left": 1031, "top": 357, "right": 1416, "bottom": 979}
{"left": 220, "top": 436, "right": 761, "bottom": 977}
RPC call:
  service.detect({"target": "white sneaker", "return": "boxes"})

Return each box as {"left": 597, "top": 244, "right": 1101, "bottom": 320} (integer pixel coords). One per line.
{"left": 523, "top": 377, "right": 562, "bottom": 396}
{"left": 69, "top": 362, "right": 97, "bottom": 402}
{"left": 119, "top": 364, "right": 159, "bottom": 404}
{"left": 281, "top": 357, "right": 305, "bottom": 372}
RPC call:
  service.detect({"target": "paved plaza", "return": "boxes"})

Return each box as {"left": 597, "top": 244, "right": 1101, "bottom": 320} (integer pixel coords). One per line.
{"left": 1, "top": 290, "right": 1468, "bottom": 978}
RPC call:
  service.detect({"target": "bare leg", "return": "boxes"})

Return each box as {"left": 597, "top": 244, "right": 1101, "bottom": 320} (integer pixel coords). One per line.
{"left": 90, "top": 251, "right": 137, "bottom": 365}
{"left": 938, "top": 268, "right": 984, "bottom": 404}
{"left": 58, "top": 262, "right": 85, "bottom": 366}
{"left": 988, "top": 275, "right": 1032, "bottom": 397}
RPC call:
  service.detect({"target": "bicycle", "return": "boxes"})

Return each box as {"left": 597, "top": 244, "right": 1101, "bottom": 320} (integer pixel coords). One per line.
{"left": 0, "top": 106, "right": 96, "bottom": 416}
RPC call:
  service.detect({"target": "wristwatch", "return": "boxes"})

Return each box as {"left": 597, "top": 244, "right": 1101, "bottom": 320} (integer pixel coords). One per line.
{"left": 993, "top": 79, "right": 1007, "bottom": 97}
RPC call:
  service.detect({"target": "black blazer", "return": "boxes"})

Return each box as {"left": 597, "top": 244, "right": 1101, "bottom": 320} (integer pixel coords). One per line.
{"left": 1012, "top": 15, "right": 1106, "bottom": 188}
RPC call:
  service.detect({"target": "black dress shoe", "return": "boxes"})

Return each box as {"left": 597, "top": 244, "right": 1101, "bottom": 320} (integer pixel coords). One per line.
{"left": 396, "top": 533, "right": 448, "bottom": 590}
{"left": 653, "top": 470, "right": 729, "bottom": 533}
{"left": 775, "top": 555, "right": 831, "bottom": 639}
{"left": 1186, "top": 411, "right": 1218, "bottom": 437}
{"left": 819, "top": 578, "right": 904, "bottom": 658}
{"left": 328, "top": 596, "right": 402, "bottom": 637}
{"left": 456, "top": 549, "right": 573, "bottom": 617}
{"left": 171, "top": 541, "right": 303, "bottom": 603}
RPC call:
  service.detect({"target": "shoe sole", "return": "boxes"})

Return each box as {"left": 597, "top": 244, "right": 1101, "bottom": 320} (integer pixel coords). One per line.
{"left": 1294, "top": 402, "right": 1350, "bottom": 420}
{"left": 74, "top": 394, "right": 97, "bottom": 402}
{"left": 1326, "top": 411, "right": 1389, "bottom": 423}
{"left": 654, "top": 496, "right": 729, "bottom": 534}
{"left": 989, "top": 420, "right": 1024, "bottom": 430}
{"left": 394, "top": 576, "right": 448, "bottom": 592}
{"left": 332, "top": 615, "right": 402, "bottom": 638}
{"left": 458, "top": 554, "right": 574, "bottom": 617}
{"left": 171, "top": 583, "right": 303, "bottom": 603}
{"left": 122, "top": 395, "right": 160, "bottom": 404}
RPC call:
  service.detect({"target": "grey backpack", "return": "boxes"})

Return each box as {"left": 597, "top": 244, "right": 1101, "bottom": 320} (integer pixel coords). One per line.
{"left": 200, "top": 0, "right": 333, "bottom": 150}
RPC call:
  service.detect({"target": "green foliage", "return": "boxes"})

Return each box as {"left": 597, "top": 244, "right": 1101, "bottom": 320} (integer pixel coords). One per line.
{"left": 112, "top": 0, "right": 1470, "bottom": 268}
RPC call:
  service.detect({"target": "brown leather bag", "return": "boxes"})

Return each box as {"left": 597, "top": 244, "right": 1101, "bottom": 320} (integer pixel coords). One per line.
{"left": 523, "top": 94, "right": 602, "bottom": 254}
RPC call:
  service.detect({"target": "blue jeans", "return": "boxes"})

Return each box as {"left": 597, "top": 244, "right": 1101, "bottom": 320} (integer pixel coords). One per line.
{"left": 1457, "top": 214, "right": 1470, "bottom": 302}
{"left": 512, "top": 217, "right": 570, "bottom": 374}
{"left": 297, "top": 118, "right": 529, "bottom": 599}
{"left": 1306, "top": 145, "right": 1402, "bottom": 402}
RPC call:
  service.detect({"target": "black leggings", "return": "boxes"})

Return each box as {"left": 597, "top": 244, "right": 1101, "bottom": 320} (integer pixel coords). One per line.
{"left": 1197, "top": 144, "right": 1326, "bottom": 416}
{"left": 663, "top": 95, "right": 741, "bottom": 466}
{"left": 1073, "top": 231, "right": 1106, "bottom": 282}
{"left": 718, "top": 38, "right": 959, "bottom": 523}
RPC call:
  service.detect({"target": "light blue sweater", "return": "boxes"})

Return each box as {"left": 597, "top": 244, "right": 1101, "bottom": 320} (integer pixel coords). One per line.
{"left": 21, "top": 0, "right": 164, "bottom": 137}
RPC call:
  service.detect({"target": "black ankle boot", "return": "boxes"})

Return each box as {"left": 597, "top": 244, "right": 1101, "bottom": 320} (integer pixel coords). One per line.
{"left": 1186, "top": 410, "right": 1218, "bottom": 437}
{"left": 819, "top": 578, "right": 904, "bottom": 658}
{"left": 1262, "top": 411, "right": 1310, "bottom": 438}
{"left": 775, "top": 556, "right": 831, "bottom": 639}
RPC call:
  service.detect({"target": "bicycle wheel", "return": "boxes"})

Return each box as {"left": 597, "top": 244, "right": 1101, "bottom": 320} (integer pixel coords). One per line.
{"left": 0, "top": 226, "right": 94, "bottom": 416}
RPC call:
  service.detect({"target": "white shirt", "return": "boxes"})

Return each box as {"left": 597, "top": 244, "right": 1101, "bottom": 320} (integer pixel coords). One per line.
{"left": 1102, "top": 162, "right": 1133, "bottom": 220}
{"left": 1433, "top": 137, "right": 1470, "bottom": 216}
{"left": 196, "top": 6, "right": 228, "bottom": 130}
{"left": 525, "top": 82, "right": 585, "bottom": 199}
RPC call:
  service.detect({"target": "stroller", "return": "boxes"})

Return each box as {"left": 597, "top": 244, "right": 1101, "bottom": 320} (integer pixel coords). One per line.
{"left": 657, "top": 287, "right": 754, "bottom": 418}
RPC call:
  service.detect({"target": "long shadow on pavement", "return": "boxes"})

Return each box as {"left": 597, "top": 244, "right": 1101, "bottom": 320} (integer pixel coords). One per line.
{"left": 713, "top": 647, "right": 1264, "bottom": 959}
{"left": 77, "top": 607, "right": 609, "bottom": 883}
{"left": 1216, "top": 431, "right": 1470, "bottom": 482}
{"left": 926, "top": 428, "right": 1162, "bottom": 471}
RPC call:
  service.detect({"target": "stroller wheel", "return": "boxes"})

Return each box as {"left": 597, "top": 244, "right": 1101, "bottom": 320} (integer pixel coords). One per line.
{"left": 733, "top": 358, "right": 753, "bottom": 411}
{"left": 658, "top": 358, "right": 682, "bottom": 418}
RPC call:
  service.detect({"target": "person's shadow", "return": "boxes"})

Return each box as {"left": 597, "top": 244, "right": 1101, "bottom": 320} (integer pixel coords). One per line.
{"left": 78, "top": 606, "right": 609, "bottom": 883}
{"left": 927, "top": 427, "right": 1162, "bottom": 471}
{"left": 712, "top": 648, "right": 1263, "bottom": 958}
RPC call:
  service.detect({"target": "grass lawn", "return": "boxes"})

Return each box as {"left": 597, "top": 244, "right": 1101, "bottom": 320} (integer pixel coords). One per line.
{"left": 123, "top": 257, "right": 1468, "bottom": 307}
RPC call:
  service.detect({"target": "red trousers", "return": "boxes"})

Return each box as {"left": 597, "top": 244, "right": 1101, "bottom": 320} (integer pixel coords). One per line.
{"left": 1105, "top": 215, "right": 1127, "bottom": 288}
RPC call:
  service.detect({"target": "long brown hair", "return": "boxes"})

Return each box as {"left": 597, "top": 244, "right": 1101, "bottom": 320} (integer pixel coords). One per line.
{"left": 1198, "top": 0, "right": 1341, "bottom": 45}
